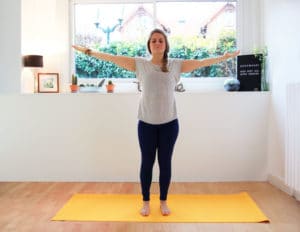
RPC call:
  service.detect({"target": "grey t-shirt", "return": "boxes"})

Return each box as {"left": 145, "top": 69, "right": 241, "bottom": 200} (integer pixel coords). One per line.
{"left": 135, "top": 57, "right": 182, "bottom": 125}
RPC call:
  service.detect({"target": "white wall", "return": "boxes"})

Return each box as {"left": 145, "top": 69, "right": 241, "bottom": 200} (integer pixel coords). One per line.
{"left": 263, "top": 0, "right": 300, "bottom": 183}
{"left": 21, "top": 0, "right": 70, "bottom": 89}
{"left": 0, "top": 0, "right": 272, "bottom": 182}
{"left": 0, "top": 92, "right": 270, "bottom": 181}
{"left": 0, "top": 0, "right": 21, "bottom": 93}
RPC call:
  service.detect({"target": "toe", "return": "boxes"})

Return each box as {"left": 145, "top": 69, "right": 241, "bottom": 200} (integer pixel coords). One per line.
{"left": 160, "top": 205, "right": 171, "bottom": 216}
{"left": 140, "top": 207, "right": 150, "bottom": 216}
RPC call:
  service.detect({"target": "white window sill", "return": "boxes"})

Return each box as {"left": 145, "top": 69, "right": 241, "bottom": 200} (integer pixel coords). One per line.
{"left": 66, "top": 77, "right": 231, "bottom": 94}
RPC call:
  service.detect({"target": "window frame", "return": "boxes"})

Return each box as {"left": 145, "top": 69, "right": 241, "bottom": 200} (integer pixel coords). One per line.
{"left": 70, "top": 0, "right": 239, "bottom": 86}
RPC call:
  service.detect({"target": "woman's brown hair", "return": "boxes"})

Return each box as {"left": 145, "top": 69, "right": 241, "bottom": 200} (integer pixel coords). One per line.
{"left": 147, "top": 28, "right": 170, "bottom": 72}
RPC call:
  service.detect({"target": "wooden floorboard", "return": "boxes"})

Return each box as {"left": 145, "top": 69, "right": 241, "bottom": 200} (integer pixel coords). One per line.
{"left": 0, "top": 182, "right": 300, "bottom": 232}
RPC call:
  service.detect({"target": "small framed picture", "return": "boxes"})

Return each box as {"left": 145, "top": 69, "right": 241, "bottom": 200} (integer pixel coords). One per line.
{"left": 37, "top": 73, "right": 59, "bottom": 93}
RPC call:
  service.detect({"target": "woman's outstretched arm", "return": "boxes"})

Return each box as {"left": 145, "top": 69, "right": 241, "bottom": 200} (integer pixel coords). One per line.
{"left": 72, "top": 45, "right": 136, "bottom": 72}
{"left": 181, "top": 50, "right": 240, "bottom": 73}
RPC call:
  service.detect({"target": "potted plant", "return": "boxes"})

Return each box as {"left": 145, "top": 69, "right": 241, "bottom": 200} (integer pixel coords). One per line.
{"left": 253, "top": 46, "right": 269, "bottom": 91}
{"left": 70, "top": 74, "right": 79, "bottom": 92}
{"left": 106, "top": 80, "right": 115, "bottom": 93}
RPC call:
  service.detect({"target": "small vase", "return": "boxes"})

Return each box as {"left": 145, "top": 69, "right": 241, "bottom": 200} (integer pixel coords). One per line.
{"left": 70, "top": 84, "right": 79, "bottom": 93}
{"left": 106, "top": 84, "right": 114, "bottom": 93}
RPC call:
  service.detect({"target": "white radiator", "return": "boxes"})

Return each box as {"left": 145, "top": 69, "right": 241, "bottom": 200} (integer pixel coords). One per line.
{"left": 285, "top": 83, "right": 300, "bottom": 200}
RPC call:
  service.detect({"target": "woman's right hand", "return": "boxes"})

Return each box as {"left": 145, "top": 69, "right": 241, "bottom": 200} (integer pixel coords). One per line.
{"left": 72, "top": 44, "right": 136, "bottom": 72}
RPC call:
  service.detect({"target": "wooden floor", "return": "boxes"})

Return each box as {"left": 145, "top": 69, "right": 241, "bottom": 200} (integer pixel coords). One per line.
{"left": 0, "top": 182, "right": 300, "bottom": 232}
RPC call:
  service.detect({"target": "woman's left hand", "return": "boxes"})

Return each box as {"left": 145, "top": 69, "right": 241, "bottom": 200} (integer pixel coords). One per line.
{"left": 224, "top": 50, "right": 240, "bottom": 59}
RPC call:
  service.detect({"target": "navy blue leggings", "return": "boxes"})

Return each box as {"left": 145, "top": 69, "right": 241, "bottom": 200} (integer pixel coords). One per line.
{"left": 138, "top": 119, "right": 179, "bottom": 201}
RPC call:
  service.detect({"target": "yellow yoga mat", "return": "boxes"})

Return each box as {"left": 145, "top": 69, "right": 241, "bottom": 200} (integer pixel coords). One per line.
{"left": 52, "top": 192, "right": 269, "bottom": 223}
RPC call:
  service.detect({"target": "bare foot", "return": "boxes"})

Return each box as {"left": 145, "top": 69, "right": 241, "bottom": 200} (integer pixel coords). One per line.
{"left": 160, "top": 201, "right": 171, "bottom": 216}
{"left": 140, "top": 201, "right": 150, "bottom": 216}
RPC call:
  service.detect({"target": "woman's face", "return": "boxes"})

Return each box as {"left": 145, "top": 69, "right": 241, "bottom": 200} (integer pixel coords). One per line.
{"left": 149, "top": 32, "right": 166, "bottom": 55}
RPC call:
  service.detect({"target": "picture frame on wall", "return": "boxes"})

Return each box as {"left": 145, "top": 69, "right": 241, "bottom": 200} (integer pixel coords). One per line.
{"left": 37, "top": 73, "right": 59, "bottom": 93}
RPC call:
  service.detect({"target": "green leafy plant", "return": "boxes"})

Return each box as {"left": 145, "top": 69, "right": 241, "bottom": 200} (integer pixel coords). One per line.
{"left": 253, "top": 46, "right": 268, "bottom": 91}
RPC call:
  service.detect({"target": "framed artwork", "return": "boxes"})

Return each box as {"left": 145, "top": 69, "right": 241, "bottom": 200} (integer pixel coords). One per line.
{"left": 37, "top": 73, "right": 59, "bottom": 93}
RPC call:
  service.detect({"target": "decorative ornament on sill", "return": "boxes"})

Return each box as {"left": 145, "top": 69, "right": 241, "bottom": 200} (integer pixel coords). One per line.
{"left": 70, "top": 74, "right": 79, "bottom": 93}
{"left": 106, "top": 80, "right": 115, "bottom": 93}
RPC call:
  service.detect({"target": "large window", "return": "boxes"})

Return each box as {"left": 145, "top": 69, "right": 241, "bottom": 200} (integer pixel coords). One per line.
{"left": 72, "top": 1, "right": 237, "bottom": 79}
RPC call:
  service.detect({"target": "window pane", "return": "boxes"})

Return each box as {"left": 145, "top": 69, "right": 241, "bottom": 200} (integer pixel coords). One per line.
{"left": 74, "top": 3, "right": 154, "bottom": 78}
{"left": 156, "top": 1, "right": 237, "bottom": 78}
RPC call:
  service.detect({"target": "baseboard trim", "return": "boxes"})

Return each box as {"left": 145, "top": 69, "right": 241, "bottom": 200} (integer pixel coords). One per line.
{"left": 268, "top": 175, "right": 300, "bottom": 201}
{"left": 267, "top": 174, "right": 294, "bottom": 195}
{"left": 294, "top": 190, "right": 300, "bottom": 201}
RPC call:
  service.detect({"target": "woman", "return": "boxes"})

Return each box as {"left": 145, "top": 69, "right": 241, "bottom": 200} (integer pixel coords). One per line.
{"left": 73, "top": 28, "right": 240, "bottom": 217}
